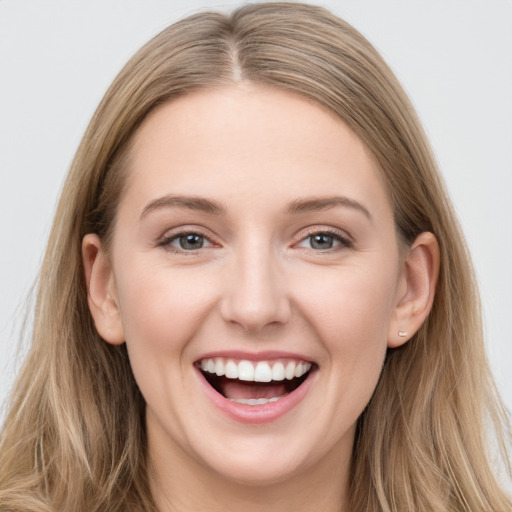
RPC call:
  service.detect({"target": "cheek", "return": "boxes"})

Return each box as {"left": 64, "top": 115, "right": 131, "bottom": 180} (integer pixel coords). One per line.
{"left": 112, "top": 262, "right": 221, "bottom": 435}
{"left": 296, "top": 261, "right": 397, "bottom": 404}
{"left": 114, "top": 262, "right": 216, "bottom": 373}
{"left": 298, "top": 261, "right": 397, "bottom": 347}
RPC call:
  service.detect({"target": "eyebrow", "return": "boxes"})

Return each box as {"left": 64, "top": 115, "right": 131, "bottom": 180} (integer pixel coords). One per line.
{"left": 140, "top": 194, "right": 371, "bottom": 220}
{"left": 140, "top": 195, "right": 226, "bottom": 219}
{"left": 285, "top": 196, "right": 372, "bottom": 220}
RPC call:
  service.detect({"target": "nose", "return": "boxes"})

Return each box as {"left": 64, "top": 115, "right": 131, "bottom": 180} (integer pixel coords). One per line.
{"left": 219, "top": 242, "right": 291, "bottom": 333}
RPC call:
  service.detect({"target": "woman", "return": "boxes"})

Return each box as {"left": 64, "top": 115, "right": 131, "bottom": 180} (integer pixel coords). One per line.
{"left": 0, "top": 2, "right": 510, "bottom": 511}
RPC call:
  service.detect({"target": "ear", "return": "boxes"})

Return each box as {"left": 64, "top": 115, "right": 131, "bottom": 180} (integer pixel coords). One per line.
{"left": 82, "top": 234, "right": 125, "bottom": 345}
{"left": 388, "top": 232, "right": 440, "bottom": 348}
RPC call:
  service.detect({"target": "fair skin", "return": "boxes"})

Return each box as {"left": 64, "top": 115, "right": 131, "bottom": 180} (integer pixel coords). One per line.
{"left": 83, "top": 84, "right": 439, "bottom": 511}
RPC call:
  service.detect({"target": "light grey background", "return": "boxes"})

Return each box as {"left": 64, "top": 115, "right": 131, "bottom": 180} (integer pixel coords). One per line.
{"left": 1, "top": 0, "right": 511, "bottom": 425}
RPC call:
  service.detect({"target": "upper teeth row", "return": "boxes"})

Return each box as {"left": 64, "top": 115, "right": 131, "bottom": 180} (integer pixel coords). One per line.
{"left": 199, "top": 358, "right": 312, "bottom": 382}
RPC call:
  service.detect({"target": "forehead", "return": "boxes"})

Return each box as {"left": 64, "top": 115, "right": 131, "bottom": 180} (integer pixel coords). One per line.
{"left": 120, "top": 84, "right": 392, "bottom": 221}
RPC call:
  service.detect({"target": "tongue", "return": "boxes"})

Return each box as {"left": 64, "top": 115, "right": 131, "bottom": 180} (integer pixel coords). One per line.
{"left": 221, "top": 378, "right": 288, "bottom": 400}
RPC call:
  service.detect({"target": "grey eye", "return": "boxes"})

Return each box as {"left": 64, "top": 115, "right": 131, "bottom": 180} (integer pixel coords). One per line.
{"left": 296, "top": 231, "right": 351, "bottom": 251}
{"left": 174, "top": 233, "right": 206, "bottom": 250}
{"left": 308, "top": 233, "right": 336, "bottom": 250}
{"left": 309, "top": 234, "right": 335, "bottom": 250}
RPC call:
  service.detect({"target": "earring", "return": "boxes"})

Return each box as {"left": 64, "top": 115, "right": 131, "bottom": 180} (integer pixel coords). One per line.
{"left": 398, "top": 330, "right": 407, "bottom": 337}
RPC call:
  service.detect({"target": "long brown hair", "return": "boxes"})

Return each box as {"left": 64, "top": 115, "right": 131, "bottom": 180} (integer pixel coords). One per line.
{"left": 1, "top": 3, "right": 510, "bottom": 510}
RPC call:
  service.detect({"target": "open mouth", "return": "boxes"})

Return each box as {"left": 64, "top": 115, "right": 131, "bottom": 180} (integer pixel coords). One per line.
{"left": 196, "top": 357, "right": 314, "bottom": 405}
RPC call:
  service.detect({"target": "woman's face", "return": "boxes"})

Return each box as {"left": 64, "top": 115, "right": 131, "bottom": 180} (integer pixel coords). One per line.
{"left": 93, "top": 84, "right": 410, "bottom": 486}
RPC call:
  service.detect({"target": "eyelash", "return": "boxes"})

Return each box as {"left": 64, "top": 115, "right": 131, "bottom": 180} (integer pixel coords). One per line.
{"left": 298, "top": 228, "right": 354, "bottom": 252}
{"left": 157, "top": 227, "right": 354, "bottom": 254}
{"left": 157, "top": 231, "right": 214, "bottom": 254}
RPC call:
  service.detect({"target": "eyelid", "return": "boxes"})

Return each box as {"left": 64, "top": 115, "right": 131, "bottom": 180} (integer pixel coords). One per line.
{"left": 170, "top": 233, "right": 213, "bottom": 249}
{"left": 154, "top": 224, "right": 354, "bottom": 252}
{"left": 156, "top": 225, "right": 219, "bottom": 252}
{"left": 294, "top": 226, "right": 354, "bottom": 250}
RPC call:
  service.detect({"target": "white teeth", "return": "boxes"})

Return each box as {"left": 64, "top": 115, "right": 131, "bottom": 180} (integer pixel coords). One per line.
{"left": 198, "top": 357, "right": 312, "bottom": 382}
{"left": 254, "top": 362, "right": 272, "bottom": 382}
{"left": 225, "top": 360, "right": 238, "bottom": 379}
{"left": 229, "top": 396, "right": 282, "bottom": 405}
{"left": 285, "top": 361, "right": 295, "bottom": 380}
{"left": 238, "top": 360, "right": 255, "bottom": 381}
{"left": 214, "top": 357, "right": 225, "bottom": 376}
{"left": 271, "top": 362, "right": 285, "bottom": 381}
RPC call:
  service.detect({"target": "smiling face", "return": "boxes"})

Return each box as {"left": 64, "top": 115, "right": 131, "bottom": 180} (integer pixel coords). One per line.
{"left": 83, "top": 83, "right": 426, "bottom": 498}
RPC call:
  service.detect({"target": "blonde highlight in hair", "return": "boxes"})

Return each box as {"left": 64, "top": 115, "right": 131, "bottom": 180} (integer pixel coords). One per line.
{"left": 1, "top": 3, "right": 510, "bottom": 510}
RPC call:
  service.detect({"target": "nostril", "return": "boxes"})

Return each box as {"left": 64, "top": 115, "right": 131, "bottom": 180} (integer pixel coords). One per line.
{"left": 219, "top": 261, "right": 291, "bottom": 331}
{"left": 220, "top": 297, "right": 292, "bottom": 333}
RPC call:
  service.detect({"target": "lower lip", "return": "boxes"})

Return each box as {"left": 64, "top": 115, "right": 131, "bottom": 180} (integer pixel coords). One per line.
{"left": 196, "top": 368, "right": 316, "bottom": 425}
